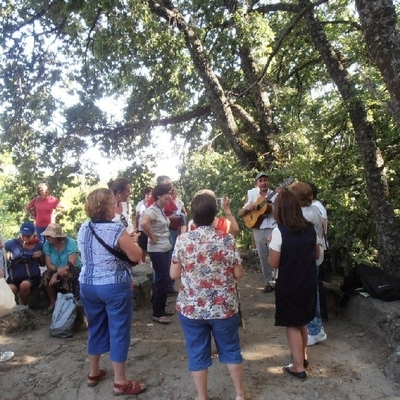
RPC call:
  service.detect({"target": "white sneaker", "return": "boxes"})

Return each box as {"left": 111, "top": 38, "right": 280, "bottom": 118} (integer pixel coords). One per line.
{"left": 307, "top": 330, "right": 327, "bottom": 346}
{"left": 0, "top": 351, "right": 14, "bottom": 362}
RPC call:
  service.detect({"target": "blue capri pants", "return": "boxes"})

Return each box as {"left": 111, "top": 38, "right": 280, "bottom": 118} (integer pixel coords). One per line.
{"left": 80, "top": 282, "right": 132, "bottom": 362}
{"left": 178, "top": 313, "right": 243, "bottom": 371}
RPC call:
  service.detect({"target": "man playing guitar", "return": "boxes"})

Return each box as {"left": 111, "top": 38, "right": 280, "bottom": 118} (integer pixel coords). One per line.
{"left": 239, "top": 172, "right": 277, "bottom": 293}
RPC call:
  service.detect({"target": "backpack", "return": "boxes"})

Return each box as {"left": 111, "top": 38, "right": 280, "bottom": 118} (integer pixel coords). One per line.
{"left": 356, "top": 264, "right": 400, "bottom": 302}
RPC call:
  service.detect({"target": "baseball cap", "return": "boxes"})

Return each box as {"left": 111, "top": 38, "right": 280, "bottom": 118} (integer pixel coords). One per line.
{"left": 20, "top": 222, "right": 35, "bottom": 236}
{"left": 255, "top": 172, "right": 269, "bottom": 180}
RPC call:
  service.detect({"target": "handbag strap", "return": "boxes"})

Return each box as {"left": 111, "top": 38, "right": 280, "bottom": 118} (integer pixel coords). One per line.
{"left": 88, "top": 222, "right": 133, "bottom": 264}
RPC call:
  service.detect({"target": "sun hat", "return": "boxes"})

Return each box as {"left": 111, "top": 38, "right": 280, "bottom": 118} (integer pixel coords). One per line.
{"left": 19, "top": 222, "right": 35, "bottom": 236}
{"left": 41, "top": 223, "right": 66, "bottom": 238}
{"left": 255, "top": 172, "right": 269, "bottom": 180}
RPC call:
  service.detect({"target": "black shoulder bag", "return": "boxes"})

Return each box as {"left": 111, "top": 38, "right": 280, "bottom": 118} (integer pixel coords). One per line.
{"left": 88, "top": 222, "right": 136, "bottom": 266}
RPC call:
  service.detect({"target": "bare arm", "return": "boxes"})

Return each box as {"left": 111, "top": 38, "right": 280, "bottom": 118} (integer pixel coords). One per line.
{"left": 233, "top": 263, "right": 244, "bottom": 279}
{"left": 135, "top": 211, "right": 140, "bottom": 231}
{"left": 118, "top": 231, "right": 143, "bottom": 263}
{"left": 316, "top": 243, "right": 321, "bottom": 260}
{"left": 56, "top": 200, "right": 68, "bottom": 213}
{"left": 221, "top": 197, "right": 240, "bottom": 236}
{"left": 170, "top": 259, "right": 182, "bottom": 280}
{"left": 140, "top": 214, "right": 157, "bottom": 244}
{"left": 268, "top": 249, "right": 281, "bottom": 269}
{"left": 45, "top": 255, "right": 57, "bottom": 272}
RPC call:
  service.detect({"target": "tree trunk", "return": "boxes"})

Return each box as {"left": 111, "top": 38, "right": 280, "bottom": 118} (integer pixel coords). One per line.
{"left": 299, "top": 0, "right": 400, "bottom": 277}
{"left": 148, "top": 0, "right": 260, "bottom": 169}
{"left": 355, "top": 0, "right": 400, "bottom": 130}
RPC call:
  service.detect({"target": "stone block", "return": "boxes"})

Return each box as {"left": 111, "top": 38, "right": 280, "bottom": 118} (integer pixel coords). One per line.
{"left": 131, "top": 263, "right": 154, "bottom": 311}
{"left": 0, "top": 305, "right": 36, "bottom": 334}
{"left": 326, "top": 278, "right": 400, "bottom": 384}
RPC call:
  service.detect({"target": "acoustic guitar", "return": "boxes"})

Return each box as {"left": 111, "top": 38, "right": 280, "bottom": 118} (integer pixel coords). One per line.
{"left": 243, "top": 177, "right": 294, "bottom": 229}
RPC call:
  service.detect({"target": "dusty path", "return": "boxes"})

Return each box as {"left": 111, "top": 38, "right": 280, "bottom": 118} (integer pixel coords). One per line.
{"left": 0, "top": 266, "right": 399, "bottom": 400}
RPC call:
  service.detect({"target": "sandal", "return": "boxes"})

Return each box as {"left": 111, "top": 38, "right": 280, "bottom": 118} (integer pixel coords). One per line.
{"left": 113, "top": 380, "right": 146, "bottom": 396}
{"left": 152, "top": 316, "right": 171, "bottom": 324}
{"left": 164, "top": 309, "right": 175, "bottom": 316}
{"left": 43, "top": 308, "right": 54, "bottom": 315}
{"left": 87, "top": 369, "right": 106, "bottom": 387}
{"left": 236, "top": 393, "right": 251, "bottom": 400}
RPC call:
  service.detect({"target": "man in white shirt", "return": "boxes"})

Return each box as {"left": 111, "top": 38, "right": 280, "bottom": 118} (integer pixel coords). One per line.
{"left": 239, "top": 172, "right": 277, "bottom": 293}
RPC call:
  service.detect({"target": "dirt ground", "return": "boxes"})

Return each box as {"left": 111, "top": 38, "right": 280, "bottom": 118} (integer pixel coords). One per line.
{"left": 0, "top": 265, "right": 399, "bottom": 400}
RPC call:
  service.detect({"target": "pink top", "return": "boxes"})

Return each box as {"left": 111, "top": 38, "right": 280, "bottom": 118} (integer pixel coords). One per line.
{"left": 27, "top": 196, "right": 60, "bottom": 227}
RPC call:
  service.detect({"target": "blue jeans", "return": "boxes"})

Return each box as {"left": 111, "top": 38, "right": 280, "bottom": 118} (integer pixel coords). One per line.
{"left": 149, "top": 251, "right": 170, "bottom": 317}
{"left": 307, "top": 268, "right": 322, "bottom": 335}
{"left": 35, "top": 226, "right": 47, "bottom": 243}
{"left": 80, "top": 282, "right": 132, "bottom": 362}
{"left": 178, "top": 313, "right": 243, "bottom": 371}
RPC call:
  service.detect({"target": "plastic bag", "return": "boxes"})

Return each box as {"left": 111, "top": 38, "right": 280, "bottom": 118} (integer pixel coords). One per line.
{"left": 50, "top": 292, "right": 77, "bottom": 337}
{"left": 0, "top": 278, "right": 17, "bottom": 317}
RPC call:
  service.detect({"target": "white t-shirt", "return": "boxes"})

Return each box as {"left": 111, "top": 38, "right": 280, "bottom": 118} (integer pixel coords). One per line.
{"left": 244, "top": 187, "right": 277, "bottom": 229}
{"left": 302, "top": 205, "right": 324, "bottom": 266}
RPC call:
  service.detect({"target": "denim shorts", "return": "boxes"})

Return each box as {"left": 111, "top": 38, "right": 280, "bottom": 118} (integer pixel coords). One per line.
{"left": 178, "top": 313, "right": 243, "bottom": 371}
{"left": 80, "top": 282, "right": 132, "bottom": 362}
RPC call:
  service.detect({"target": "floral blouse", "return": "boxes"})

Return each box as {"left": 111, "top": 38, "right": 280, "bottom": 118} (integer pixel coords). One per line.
{"left": 171, "top": 226, "right": 241, "bottom": 320}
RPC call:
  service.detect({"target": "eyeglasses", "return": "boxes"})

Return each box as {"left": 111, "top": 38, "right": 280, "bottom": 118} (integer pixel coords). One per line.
{"left": 120, "top": 214, "right": 128, "bottom": 227}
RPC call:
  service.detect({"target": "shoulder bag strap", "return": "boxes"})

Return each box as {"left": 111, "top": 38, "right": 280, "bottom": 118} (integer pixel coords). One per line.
{"left": 88, "top": 222, "right": 132, "bottom": 264}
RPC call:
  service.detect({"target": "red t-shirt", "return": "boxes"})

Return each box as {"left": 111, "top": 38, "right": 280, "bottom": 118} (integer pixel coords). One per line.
{"left": 190, "top": 217, "right": 228, "bottom": 233}
{"left": 27, "top": 196, "right": 60, "bottom": 227}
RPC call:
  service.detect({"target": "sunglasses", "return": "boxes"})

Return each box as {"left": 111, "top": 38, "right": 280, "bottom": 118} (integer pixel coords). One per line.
{"left": 120, "top": 214, "right": 128, "bottom": 227}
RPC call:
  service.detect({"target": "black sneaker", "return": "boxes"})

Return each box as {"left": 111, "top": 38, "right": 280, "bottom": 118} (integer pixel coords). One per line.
{"left": 263, "top": 285, "right": 274, "bottom": 293}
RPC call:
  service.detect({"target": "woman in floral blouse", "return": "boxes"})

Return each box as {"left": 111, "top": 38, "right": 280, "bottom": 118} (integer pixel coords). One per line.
{"left": 171, "top": 191, "right": 250, "bottom": 400}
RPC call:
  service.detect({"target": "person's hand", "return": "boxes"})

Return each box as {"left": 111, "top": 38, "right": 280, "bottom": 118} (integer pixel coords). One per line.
{"left": 49, "top": 273, "right": 59, "bottom": 286}
{"left": 57, "top": 267, "right": 69, "bottom": 277}
{"left": 221, "top": 196, "right": 232, "bottom": 212}
{"left": 244, "top": 202, "right": 257, "bottom": 211}
{"left": 32, "top": 251, "right": 42, "bottom": 259}
{"left": 131, "top": 231, "right": 141, "bottom": 242}
{"left": 267, "top": 234, "right": 272, "bottom": 244}
{"left": 0, "top": 269, "right": 4, "bottom": 278}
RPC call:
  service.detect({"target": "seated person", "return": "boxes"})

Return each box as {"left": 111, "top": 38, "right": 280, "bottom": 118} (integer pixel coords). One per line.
{"left": 40, "top": 223, "right": 82, "bottom": 315}
{"left": 4, "top": 222, "right": 44, "bottom": 305}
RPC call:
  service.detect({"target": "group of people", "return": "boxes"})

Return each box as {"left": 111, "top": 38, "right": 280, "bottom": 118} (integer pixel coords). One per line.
{"left": 1, "top": 173, "right": 330, "bottom": 398}
{"left": 0, "top": 183, "right": 81, "bottom": 316}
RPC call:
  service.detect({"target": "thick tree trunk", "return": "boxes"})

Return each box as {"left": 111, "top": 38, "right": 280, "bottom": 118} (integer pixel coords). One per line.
{"left": 355, "top": 0, "right": 400, "bottom": 130}
{"left": 299, "top": 0, "right": 400, "bottom": 277}
{"left": 148, "top": 0, "right": 260, "bottom": 169}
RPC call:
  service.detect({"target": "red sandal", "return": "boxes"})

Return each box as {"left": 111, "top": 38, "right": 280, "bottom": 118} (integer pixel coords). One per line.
{"left": 113, "top": 380, "right": 146, "bottom": 396}
{"left": 87, "top": 368, "right": 106, "bottom": 387}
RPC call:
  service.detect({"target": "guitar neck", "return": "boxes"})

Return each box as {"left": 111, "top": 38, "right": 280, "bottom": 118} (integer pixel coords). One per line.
{"left": 256, "top": 190, "right": 276, "bottom": 210}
